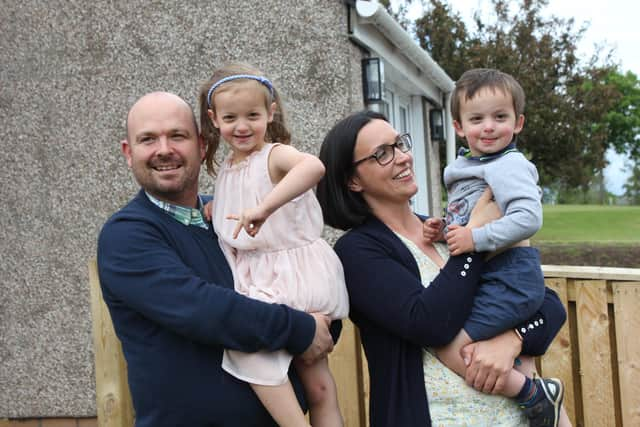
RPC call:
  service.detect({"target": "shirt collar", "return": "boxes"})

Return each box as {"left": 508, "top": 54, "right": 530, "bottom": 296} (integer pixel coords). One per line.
{"left": 458, "top": 140, "right": 518, "bottom": 161}
{"left": 145, "top": 192, "right": 209, "bottom": 230}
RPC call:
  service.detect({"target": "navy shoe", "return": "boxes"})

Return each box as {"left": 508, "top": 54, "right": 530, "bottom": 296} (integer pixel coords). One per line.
{"left": 520, "top": 376, "right": 564, "bottom": 427}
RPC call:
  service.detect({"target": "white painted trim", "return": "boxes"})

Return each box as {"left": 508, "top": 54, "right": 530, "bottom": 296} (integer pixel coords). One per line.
{"left": 351, "top": 22, "right": 441, "bottom": 102}
{"left": 350, "top": 0, "right": 457, "bottom": 168}
{"left": 353, "top": 0, "right": 454, "bottom": 94}
{"left": 409, "top": 95, "right": 430, "bottom": 215}
{"left": 445, "top": 91, "right": 456, "bottom": 165}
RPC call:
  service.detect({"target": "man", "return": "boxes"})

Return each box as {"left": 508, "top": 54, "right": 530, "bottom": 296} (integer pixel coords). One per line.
{"left": 97, "top": 92, "right": 334, "bottom": 426}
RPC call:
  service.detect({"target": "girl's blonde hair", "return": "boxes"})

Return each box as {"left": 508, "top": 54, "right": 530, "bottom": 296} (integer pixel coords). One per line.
{"left": 198, "top": 62, "right": 290, "bottom": 175}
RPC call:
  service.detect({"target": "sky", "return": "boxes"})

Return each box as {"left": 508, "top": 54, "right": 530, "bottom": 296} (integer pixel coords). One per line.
{"left": 391, "top": 0, "right": 639, "bottom": 195}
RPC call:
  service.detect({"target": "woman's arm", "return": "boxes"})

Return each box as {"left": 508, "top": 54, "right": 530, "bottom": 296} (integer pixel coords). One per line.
{"left": 461, "top": 287, "right": 567, "bottom": 392}
{"left": 335, "top": 230, "right": 485, "bottom": 347}
{"left": 336, "top": 190, "right": 502, "bottom": 347}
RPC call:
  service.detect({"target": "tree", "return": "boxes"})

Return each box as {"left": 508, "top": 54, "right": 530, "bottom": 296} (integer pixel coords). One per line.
{"left": 623, "top": 161, "right": 640, "bottom": 204}
{"left": 410, "top": 0, "right": 620, "bottom": 193}
{"left": 414, "top": 1, "right": 470, "bottom": 80}
{"left": 601, "top": 70, "right": 640, "bottom": 162}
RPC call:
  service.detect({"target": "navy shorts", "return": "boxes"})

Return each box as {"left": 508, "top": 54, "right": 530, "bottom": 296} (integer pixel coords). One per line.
{"left": 463, "top": 247, "right": 546, "bottom": 341}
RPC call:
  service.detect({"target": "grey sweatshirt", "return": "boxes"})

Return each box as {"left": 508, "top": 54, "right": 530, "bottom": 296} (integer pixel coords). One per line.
{"left": 444, "top": 150, "right": 542, "bottom": 252}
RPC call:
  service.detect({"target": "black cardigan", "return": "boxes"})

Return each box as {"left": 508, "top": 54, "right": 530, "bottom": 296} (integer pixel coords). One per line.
{"left": 334, "top": 215, "right": 566, "bottom": 427}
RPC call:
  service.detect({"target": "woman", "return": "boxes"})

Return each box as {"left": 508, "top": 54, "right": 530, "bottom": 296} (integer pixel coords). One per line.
{"left": 317, "top": 111, "right": 567, "bottom": 426}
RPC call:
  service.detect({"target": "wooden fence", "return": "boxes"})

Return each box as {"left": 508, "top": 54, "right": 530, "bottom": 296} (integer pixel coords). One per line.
{"left": 89, "top": 261, "right": 640, "bottom": 426}
{"left": 537, "top": 266, "right": 640, "bottom": 427}
{"left": 89, "top": 260, "right": 135, "bottom": 426}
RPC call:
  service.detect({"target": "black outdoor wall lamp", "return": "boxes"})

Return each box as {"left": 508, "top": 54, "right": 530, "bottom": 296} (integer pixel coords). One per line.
{"left": 362, "top": 57, "right": 383, "bottom": 103}
{"left": 429, "top": 108, "right": 444, "bottom": 142}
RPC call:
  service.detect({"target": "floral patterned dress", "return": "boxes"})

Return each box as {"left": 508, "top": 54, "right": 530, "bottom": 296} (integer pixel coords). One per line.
{"left": 395, "top": 234, "right": 527, "bottom": 427}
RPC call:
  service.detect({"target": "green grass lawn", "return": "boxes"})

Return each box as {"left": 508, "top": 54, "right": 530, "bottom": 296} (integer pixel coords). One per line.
{"left": 533, "top": 204, "right": 640, "bottom": 243}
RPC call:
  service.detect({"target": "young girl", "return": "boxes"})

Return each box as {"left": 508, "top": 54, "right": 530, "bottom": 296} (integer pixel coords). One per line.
{"left": 199, "top": 62, "right": 349, "bottom": 427}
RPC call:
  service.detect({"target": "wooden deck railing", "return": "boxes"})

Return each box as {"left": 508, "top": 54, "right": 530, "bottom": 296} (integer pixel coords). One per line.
{"left": 537, "top": 266, "right": 640, "bottom": 427}
{"left": 89, "top": 261, "right": 640, "bottom": 426}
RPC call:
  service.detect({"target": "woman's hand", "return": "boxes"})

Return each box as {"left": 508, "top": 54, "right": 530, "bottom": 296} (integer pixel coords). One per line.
{"left": 460, "top": 330, "right": 522, "bottom": 394}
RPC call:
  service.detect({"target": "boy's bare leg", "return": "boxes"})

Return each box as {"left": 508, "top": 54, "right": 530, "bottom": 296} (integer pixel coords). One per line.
{"left": 559, "top": 407, "right": 572, "bottom": 427}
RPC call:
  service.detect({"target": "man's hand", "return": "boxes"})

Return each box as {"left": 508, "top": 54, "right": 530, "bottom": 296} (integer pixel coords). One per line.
{"left": 445, "top": 224, "right": 475, "bottom": 255}
{"left": 423, "top": 217, "right": 444, "bottom": 243}
{"left": 299, "top": 313, "right": 334, "bottom": 365}
{"left": 203, "top": 200, "right": 214, "bottom": 221}
{"left": 460, "top": 330, "right": 522, "bottom": 394}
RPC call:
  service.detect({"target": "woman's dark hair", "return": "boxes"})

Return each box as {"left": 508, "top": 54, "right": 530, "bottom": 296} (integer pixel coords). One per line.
{"left": 317, "top": 110, "right": 388, "bottom": 230}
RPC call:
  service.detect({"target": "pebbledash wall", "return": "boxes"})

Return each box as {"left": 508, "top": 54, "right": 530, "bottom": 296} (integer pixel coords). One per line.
{"left": 0, "top": 0, "right": 364, "bottom": 418}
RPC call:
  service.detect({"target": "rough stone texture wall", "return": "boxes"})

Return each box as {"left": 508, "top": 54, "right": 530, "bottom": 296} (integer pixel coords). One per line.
{"left": 0, "top": 0, "right": 363, "bottom": 417}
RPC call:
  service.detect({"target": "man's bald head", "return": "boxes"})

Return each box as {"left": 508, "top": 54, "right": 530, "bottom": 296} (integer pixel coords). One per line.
{"left": 126, "top": 92, "right": 199, "bottom": 141}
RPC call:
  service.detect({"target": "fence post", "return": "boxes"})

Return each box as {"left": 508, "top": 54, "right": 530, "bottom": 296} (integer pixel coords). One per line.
{"left": 88, "top": 259, "right": 135, "bottom": 427}
{"left": 612, "top": 282, "right": 640, "bottom": 427}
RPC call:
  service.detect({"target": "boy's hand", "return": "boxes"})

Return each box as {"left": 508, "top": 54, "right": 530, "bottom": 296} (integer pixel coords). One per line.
{"left": 446, "top": 224, "right": 475, "bottom": 255}
{"left": 423, "top": 217, "right": 445, "bottom": 243}
{"left": 203, "top": 200, "right": 214, "bottom": 221}
{"left": 227, "top": 205, "right": 269, "bottom": 239}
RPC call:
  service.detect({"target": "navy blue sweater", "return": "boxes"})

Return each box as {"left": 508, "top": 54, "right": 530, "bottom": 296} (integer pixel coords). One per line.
{"left": 97, "top": 190, "right": 315, "bottom": 427}
{"left": 334, "top": 215, "right": 566, "bottom": 427}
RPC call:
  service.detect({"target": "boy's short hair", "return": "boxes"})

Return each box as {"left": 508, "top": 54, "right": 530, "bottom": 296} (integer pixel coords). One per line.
{"left": 451, "top": 68, "right": 525, "bottom": 122}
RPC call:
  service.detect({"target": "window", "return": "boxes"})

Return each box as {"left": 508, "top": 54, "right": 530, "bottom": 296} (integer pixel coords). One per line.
{"left": 382, "top": 88, "right": 394, "bottom": 122}
{"left": 399, "top": 106, "right": 408, "bottom": 134}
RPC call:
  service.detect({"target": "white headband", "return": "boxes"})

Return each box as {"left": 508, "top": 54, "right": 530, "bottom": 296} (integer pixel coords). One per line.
{"left": 206, "top": 74, "right": 274, "bottom": 108}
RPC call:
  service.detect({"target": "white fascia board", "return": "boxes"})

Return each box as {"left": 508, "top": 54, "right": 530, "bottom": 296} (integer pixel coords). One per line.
{"left": 351, "top": 0, "right": 454, "bottom": 104}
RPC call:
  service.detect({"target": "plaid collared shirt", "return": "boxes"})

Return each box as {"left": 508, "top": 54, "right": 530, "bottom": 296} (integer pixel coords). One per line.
{"left": 145, "top": 192, "right": 209, "bottom": 230}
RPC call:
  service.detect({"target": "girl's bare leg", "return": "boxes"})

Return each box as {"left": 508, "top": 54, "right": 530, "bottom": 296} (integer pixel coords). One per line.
{"left": 251, "top": 380, "right": 311, "bottom": 427}
{"left": 294, "top": 356, "right": 344, "bottom": 427}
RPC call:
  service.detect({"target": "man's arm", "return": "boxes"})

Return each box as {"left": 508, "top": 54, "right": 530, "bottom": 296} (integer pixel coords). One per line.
{"left": 97, "top": 216, "right": 320, "bottom": 356}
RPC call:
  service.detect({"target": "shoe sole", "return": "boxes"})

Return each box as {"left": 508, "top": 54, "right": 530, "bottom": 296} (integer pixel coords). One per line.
{"left": 541, "top": 379, "right": 564, "bottom": 427}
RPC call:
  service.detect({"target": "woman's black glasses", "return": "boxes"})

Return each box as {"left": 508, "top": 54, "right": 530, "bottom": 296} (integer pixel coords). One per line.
{"left": 352, "top": 133, "right": 413, "bottom": 167}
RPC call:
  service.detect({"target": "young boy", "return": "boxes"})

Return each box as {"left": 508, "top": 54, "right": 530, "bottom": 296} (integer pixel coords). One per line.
{"left": 424, "top": 68, "right": 565, "bottom": 427}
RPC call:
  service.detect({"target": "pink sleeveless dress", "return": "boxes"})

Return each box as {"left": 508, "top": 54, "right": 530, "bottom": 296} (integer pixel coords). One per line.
{"left": 213, "top": 143, "right": 349, "bottom": 385}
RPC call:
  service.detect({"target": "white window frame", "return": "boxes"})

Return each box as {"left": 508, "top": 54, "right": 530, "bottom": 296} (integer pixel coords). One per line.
{"left": 382, "top": 79, "right": 429, "bottom": 214}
